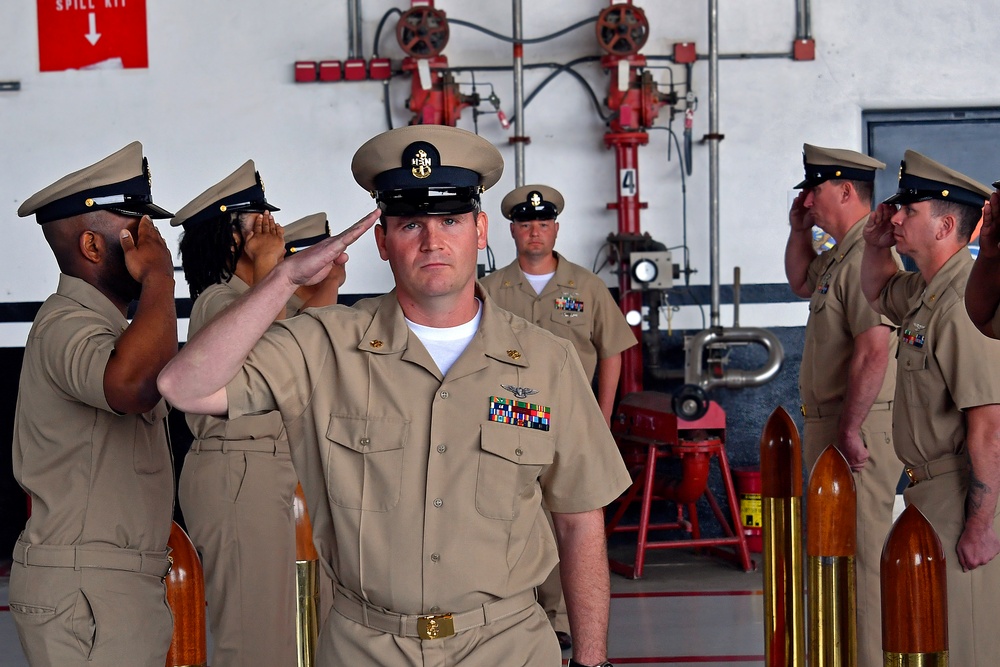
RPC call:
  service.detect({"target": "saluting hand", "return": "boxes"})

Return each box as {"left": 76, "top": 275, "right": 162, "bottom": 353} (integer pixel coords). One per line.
{"left": 121, "top": 215, "right": 174, "bottom": 286}
{"left": 243, "top": 212, "right": 285, "bottom": 264}
{"left": 282, "top": 209, "right": 380, "bottom": 287}
{"left": 978, "top": 192, "right": 1000, "bottom": 260}
{"left": 789, "top": 190, "right": 814, "bottom": 232}
{"left": 862, "top": 203, "right": 897, "bottom": 249}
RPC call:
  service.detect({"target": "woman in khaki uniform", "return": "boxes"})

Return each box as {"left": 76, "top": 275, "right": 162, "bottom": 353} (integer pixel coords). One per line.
{"left": 172, "top": 161, "right": 297, "bottom": 667}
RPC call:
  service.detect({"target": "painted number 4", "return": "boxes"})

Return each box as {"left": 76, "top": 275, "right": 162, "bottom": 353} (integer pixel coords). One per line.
{"left": 620, "top": 169, "right": 637, "bottom": 197}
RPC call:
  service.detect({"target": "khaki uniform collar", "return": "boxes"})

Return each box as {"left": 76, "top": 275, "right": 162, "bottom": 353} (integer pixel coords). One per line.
{"left": 56, "top": 273, "right": 128, "bottom": 330}
{"left": 920, "top": 249, "right": 972, "bottom": 311}
{"left": 513, "top": 251, "right": 577, "bottom": 295}
{"left": 357, "top": 286, "right": 530, "bottom": 370}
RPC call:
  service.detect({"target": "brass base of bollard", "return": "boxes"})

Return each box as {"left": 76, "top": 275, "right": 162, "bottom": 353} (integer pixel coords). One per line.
{"left": 763, "top": 496, "right": 806, "bottom": 667}
{"left": 883, "top": 651, "right": 947, "bottom": 666}
{"left": 296, "top": 559, "right": 320, "bottom": 667}
{"left": 808, "top": 555, "right": 857, "bottom": 667}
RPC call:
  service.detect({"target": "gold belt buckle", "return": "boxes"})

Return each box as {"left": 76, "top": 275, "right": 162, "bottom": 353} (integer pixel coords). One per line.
{"left": 905, "top": 467, "right": 918, "bottom": 484}
{"left": 417, "top": 613, "right": 455, "bottom": 640}
{"left": 800, "top": 404, "right": 807, "bottom": 417}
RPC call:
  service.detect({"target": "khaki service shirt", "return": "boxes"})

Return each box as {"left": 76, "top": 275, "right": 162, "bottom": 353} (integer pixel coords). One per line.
{"left": 226, "top": 288, "right": 631, "bottom": 615}
{"left": 481, "top": 253, "right": 637, "bottom": 380}
{"left": 186, "top": 277, "right": 286, "bottom": 443}
{"left": 878, "top": 250, "right": 1000, "bottom": 466}
{"left": 13, "top": 274, "right": 173, "bottom": 550}
{"left": 800, "top": 220, "right": 899, "bottom": 408}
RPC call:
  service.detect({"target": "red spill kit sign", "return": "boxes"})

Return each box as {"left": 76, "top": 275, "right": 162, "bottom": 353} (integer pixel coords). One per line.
{"left": 37, "top": 0, "right": 149, "bottom": 72}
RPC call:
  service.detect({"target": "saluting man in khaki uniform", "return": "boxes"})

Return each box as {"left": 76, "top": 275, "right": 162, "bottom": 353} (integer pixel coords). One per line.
{"left": 783, "top": 144, "right": 901, "bottom": 667}
{"left": 172, "top": 161, "right": 300, "bottom": 667}
{"left": 965, "top": 181, "right": 1000, "bottom": 337}
{"left": 482, "top": 184, "right": 637, "bottom": 651}
{"left": 158, "top": 125, "right": 630, "bottom": 667}
{"left": 10, "top": 142, "right": 177, "bottom": 666}
{"left": 861, "top": 150, "right": 1000, "bottom": 666}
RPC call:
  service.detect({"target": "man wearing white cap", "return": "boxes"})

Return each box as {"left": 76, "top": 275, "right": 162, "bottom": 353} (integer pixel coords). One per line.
{"left": 783, "top": 143, "right": 901, "bottom": 667}
{"left": 862, "top": 150, "right": 1000, "bottom": 665}
{"left": 157, "top": 125, "right": 629, "bottom": 667}
{"left": 10, "top": 142, "right": 177, "bottom": 666}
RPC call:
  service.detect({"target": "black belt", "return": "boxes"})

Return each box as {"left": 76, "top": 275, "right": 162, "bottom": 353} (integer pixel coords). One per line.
{"left": 333, "top": 585, "right": 538, "bottom": 640}
{"left": 13, "top": 539, "right": 172, "bottom": 578}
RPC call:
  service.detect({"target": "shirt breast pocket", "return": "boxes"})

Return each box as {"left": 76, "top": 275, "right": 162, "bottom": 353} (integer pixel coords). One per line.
{"left": 476, "top": 421, "right": 554, "bottom": 520}
{"left": 324, "top": 415, "right": 408, "bottom": 511}
{"left": 133, "top": 400, "right": 169, "bottom": 474}
{"left": 898, "top": 346, "right": 930, "bottom": 407}
{"left": 549, "top": 309, "right": 589, "bottom": 329}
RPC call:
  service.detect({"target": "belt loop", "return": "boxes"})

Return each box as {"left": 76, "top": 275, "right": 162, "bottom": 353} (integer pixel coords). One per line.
{"left": 361, "top": 601, "right": 370, "bottom": 629}
{"left": 398, "top": 613, "right": 406, "bottom": 637}
{"left": 272, "top": 440, "right": 279, "bottom": 457}
{"left": 73, "top": 546, "right": 82, "bottom": 571}
{"left": 21, "top": 542, "right": 30, "bottom": 566}
{"left": 482, "top": 600, "right": 493, "bottom": 625}
{"left": 192, "top": 440, "right": 202, "bottom": 454}
{"left": 221, "top": 440, "right": 229, "bottom": 454}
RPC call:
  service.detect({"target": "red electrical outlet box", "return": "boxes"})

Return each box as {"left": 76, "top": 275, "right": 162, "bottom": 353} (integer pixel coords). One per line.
{"left": 319, "top": 60, "right": 342, "bottom": 82}
{"left": 793, "top": 38, "right": 816, "bottom": 61}
{"left": 369, "top": 58, "right": 392, "bottom": 80}
{"left": 344, "top": 59, "right": 367, "bottom": 81}
{"left": 673, "top": 42, "right": 697, "bottom": 64}
{"left": 294, "top": 61, "right": 318, "bottom": 83}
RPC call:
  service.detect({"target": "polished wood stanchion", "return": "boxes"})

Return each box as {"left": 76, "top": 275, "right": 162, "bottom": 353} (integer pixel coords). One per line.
{"left": 294, "top": 483, "right": 320, "bottom": 667}
{"left": 807, "top": 445, "right": 857, "bottom": 666}
{"left": 165, "top": 520, "right": 207, "bottom": 667}
{"left": 761, "top": 406, "right": 806, "bottom": 667}
{"left": 881, "top": 505, "right": 948, "bottom": 666}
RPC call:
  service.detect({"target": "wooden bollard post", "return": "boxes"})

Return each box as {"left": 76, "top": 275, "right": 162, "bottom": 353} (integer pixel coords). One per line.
{"left": 761, "top": 406, "right": 806, "bottom": 667}
{"left": 807, "top": 445, "right": 857, "bottom": 666}
{"left": 881, "top": 505, "right": 948, "bottom": 666}
{"left": 165, "top": 520, "right": 207, "bottom": 667}
{"left": 294, "top": 482, "right": 321, "bottom": 667}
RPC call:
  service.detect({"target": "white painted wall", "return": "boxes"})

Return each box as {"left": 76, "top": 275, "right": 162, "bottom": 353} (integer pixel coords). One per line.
{"left": 2, "top": 0, "right": 999, "bottom": 346}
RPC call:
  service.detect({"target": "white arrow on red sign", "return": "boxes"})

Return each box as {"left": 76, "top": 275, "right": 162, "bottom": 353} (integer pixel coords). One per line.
{"left": 85, "top": 13, "right": 101, "bottom": 46}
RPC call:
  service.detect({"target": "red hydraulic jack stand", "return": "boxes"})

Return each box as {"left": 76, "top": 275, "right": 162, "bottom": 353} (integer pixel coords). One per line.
{"left": 606, "top": 392, "right": 755, "bottom": 578}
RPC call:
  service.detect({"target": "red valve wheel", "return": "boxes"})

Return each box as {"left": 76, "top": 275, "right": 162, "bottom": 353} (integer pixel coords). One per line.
{"left": 396, "top": 6, "right": 450, "bottom": 58}
{"left": 595, "top": 4, "right": 650, "bottom": 56}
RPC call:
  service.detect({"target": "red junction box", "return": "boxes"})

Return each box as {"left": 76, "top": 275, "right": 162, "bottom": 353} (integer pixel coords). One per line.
{"left": 343, "top": 59, "right": 367, "bottom": 81}
{"left": 369, "top": 58, "right": 392, "bottom": 80}
{"left": 294, "top": 61, "right": 318, "bottom": 83}
{"left": 319, "top": 60, "right": 342, "bottom": 82}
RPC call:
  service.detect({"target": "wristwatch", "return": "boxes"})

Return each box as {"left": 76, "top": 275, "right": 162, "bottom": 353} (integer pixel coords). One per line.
{"left": 568, "top": 660, "right": 613, "bottom": 667}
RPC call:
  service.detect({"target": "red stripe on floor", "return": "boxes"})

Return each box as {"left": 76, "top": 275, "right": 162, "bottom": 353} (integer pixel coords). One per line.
{"left": 613, "top": 589, "right": 763, "bottom": 598}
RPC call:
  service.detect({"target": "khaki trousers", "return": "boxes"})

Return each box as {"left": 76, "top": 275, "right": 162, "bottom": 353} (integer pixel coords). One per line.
{"left": 803, "top": 406, "right": 900, "bottom": 667}
{"left": 905, "top": 470, "right": 1000, "bottom": 666}
{"left": 9, "top": 562, "right": 172, "bottom": 666}
{"left": 179, "top": 445, "right": 298, "bottom": 667}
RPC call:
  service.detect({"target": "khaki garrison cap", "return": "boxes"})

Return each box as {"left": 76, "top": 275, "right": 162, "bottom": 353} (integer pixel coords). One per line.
{"left": 170, "top": 160, "right": 279, "bottom": 228}
{"left": 501, "top": 184, "right": 565, "bottom": 221}
{"left": 794, "top": 144, "right": 886, "bottom": 189}
{"left": 885, "top": 150, "right": 991, "bottom": 208}
{"left": 351, "top": 125, "right": 503, "bottom": 216}
{"left": 284, "top": 212, "right": 330, "bottom": 256}
{"left": 18, "top": 141, "right": 173, "bottom": 224}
